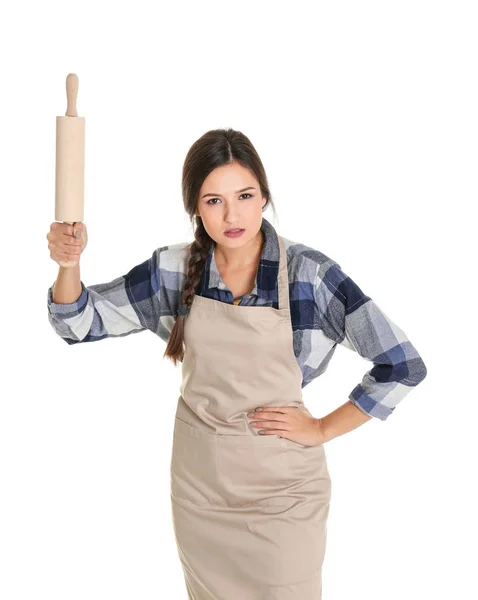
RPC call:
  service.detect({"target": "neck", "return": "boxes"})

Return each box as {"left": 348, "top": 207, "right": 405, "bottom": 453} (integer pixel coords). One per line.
{"left": 214, "top": 229, "right": 264, "bottom": 270}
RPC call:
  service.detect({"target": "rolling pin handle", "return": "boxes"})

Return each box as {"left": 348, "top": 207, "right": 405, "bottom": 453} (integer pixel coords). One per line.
{"left": 65, "top": 73, "right": 78, "bottom": 118}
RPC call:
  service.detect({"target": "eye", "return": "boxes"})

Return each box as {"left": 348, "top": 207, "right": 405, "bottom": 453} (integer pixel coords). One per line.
{"left": 206, "top": 193, "right": 253, "bottom": 205}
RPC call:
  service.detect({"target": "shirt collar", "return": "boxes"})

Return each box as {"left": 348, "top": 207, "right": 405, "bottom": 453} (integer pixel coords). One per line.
{"left": 201, "top": 216, "right": 280, "bottom": 303}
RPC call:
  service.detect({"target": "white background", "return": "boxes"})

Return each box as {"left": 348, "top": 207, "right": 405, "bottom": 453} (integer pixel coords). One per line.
{"left": 1, "top": 1, "right": 476, "bottom": 598}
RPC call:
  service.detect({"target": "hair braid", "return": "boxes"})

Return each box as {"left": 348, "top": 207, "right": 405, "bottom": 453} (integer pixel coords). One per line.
{"left": 180, "top": 217, "right": 212, "bottom": 317}
{"left": 163, "top": 217, "right": 213, "bottom": 366}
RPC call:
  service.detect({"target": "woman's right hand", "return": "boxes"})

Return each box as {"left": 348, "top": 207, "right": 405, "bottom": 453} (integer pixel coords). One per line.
{"left": 47, "top": 221, "right": 88, "bottom": 268}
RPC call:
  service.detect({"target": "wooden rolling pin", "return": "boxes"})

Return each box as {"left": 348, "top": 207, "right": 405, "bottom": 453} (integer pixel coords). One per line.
{"left": 55, "top": 73, "right": 85, "bottom": 267}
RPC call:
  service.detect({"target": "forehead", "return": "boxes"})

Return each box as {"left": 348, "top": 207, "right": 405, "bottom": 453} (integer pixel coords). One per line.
{"left": 200, "top": 163, "right": 256, "bottom": 191}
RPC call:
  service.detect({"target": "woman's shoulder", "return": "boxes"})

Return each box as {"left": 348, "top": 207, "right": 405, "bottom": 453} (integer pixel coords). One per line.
{"left": 281, "top": 235, "right": 341, "bottom": 281}
{"left": 153, "top": 241, "right": 191, "bottom": 275}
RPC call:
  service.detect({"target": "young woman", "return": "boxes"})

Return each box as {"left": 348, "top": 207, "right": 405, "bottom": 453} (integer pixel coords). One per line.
{"left": 47, "top": 128, "right": 427, "bottom": 599}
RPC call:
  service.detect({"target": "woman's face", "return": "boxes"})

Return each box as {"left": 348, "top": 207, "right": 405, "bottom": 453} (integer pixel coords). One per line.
{"left": 195, "top": 162, "right": 267, "bottom": 249}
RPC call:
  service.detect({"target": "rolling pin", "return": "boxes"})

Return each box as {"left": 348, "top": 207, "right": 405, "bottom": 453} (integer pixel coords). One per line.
{"left": 55, "top": 73, "right": 85, "bottom": 267}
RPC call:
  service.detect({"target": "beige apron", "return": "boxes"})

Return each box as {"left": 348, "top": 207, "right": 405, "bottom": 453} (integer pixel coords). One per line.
{"left": 170, "top": 233, "right": 332, "bottom": 599}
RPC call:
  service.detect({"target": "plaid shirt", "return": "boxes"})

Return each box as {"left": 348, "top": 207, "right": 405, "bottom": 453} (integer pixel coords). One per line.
{"left": 47, "top": 217, "right": 427, "bottom": 421}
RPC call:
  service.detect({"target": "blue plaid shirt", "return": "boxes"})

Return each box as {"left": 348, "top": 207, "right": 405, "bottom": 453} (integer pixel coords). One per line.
{"left": 47, "top": 217, "right": 427, "bottom": 420}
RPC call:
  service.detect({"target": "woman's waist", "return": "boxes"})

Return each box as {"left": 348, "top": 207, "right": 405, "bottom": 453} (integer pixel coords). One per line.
{"left": 174, "top": 393, "right": 308, "bottom": 441}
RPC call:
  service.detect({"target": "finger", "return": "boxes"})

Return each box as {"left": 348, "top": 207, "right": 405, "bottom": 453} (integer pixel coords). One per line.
{"left": 249, "top": 413, "right": 281, "bottom": 422}
{"left": 62, "top": 235, "right": 83, "bottom": 246}
{"left": 55, "top": 223, "right": 76, "bottom": 237}
{"left": 249, "top": 410, "right": 288, "bottom": 420}
{"left": 57, "top": 231, "right": 82, "bottom": 244}
{"left": 255, "top": 406, "right": 299, "bottom": 414}
{"left": 251, "top": 420, "right": 288, "bottom": 428}
{"left": 56, "top": 250, "right": 79, "bottom": 261}
{"left": 258, "top": 428, "right": 287, "bottom": 435}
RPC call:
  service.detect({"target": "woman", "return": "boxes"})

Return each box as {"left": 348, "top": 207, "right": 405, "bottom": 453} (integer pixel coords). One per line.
{"left": 47, "top": 128, "right": 427, "bottom": 599}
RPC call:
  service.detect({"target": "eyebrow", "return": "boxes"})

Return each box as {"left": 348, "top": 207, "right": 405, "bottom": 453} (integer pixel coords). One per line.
{"left": 201, "top": 186, "right": 256, "bottom": 199}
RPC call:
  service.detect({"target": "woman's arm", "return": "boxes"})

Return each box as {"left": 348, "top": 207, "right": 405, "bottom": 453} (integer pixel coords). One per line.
{"left": 318, "top": 400, "right": 373, "bottom": 443}
{"left": 52, "top": 263, "right": 82, "bottom": 303}
{"left": 315, "top": 262, "right": 428, "bottom": 422}
{"left": 47, "top": 249, "right": 162, "bottom": 344}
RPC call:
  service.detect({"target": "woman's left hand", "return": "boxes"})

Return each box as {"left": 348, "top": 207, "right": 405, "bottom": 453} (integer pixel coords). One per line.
{"left": 247, "top": 406, "right": 326, "bottom": 447}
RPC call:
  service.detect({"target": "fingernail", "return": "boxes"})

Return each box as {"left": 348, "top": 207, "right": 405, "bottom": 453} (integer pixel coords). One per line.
{"left": 256, "top": 407, "right": 262, "bottom": 411}
{"left": 75, "top": 230, "right": 82, "bottom": 238}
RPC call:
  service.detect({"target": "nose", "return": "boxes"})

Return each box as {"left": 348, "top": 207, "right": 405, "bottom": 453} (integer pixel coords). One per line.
{"left": 224, "top": 206, "right": 240, "bottom": 224}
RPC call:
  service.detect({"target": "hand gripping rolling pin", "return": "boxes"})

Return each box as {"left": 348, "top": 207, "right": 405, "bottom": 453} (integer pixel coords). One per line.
{"left": 54, "top": 73, "right": 85, "bottom": 267}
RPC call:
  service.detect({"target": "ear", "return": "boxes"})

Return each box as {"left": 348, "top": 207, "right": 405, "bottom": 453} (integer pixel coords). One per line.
{"left": 262, "top": 197, "right": 267, "bottom": 208}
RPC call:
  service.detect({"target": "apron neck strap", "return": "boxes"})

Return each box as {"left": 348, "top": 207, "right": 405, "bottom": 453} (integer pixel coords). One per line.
{"left": 277, "top": 235, "right": 290, "bottom": 310}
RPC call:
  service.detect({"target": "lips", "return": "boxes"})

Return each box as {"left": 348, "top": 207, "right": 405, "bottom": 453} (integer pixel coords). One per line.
{"left": 225, "top": 228, "right": 244, "bottom": 233}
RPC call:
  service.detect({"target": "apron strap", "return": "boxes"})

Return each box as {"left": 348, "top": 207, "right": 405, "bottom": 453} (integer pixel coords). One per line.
{"left": 277, "top": 235, "right": 290, "bottom": 311}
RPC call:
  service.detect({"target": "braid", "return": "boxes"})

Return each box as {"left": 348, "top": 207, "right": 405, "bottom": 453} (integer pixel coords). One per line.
{"left": 179, "top": 218, "right": 212, "bottom": 318}
{"left": 163, "top": 216, "right": 213, "bottom": 366}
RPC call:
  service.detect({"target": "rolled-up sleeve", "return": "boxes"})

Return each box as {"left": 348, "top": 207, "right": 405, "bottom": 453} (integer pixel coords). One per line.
{"left": 315, "top": 263, "right": 427, "bottom": 421}
{"left": 47, "top": 248, "right": 162, "bottom": 344}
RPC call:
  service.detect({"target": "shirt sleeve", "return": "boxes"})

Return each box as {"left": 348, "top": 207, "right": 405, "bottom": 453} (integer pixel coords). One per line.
{"left": 47, "top": 248, "right": 164, "bottom": 345}
{"left": 314, "top": 262, "right": 427, "bottom": 421}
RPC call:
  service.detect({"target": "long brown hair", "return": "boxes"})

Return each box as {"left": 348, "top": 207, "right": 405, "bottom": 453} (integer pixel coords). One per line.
{"left": 163, "top": 128, "right": 277, "bottom": 366}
